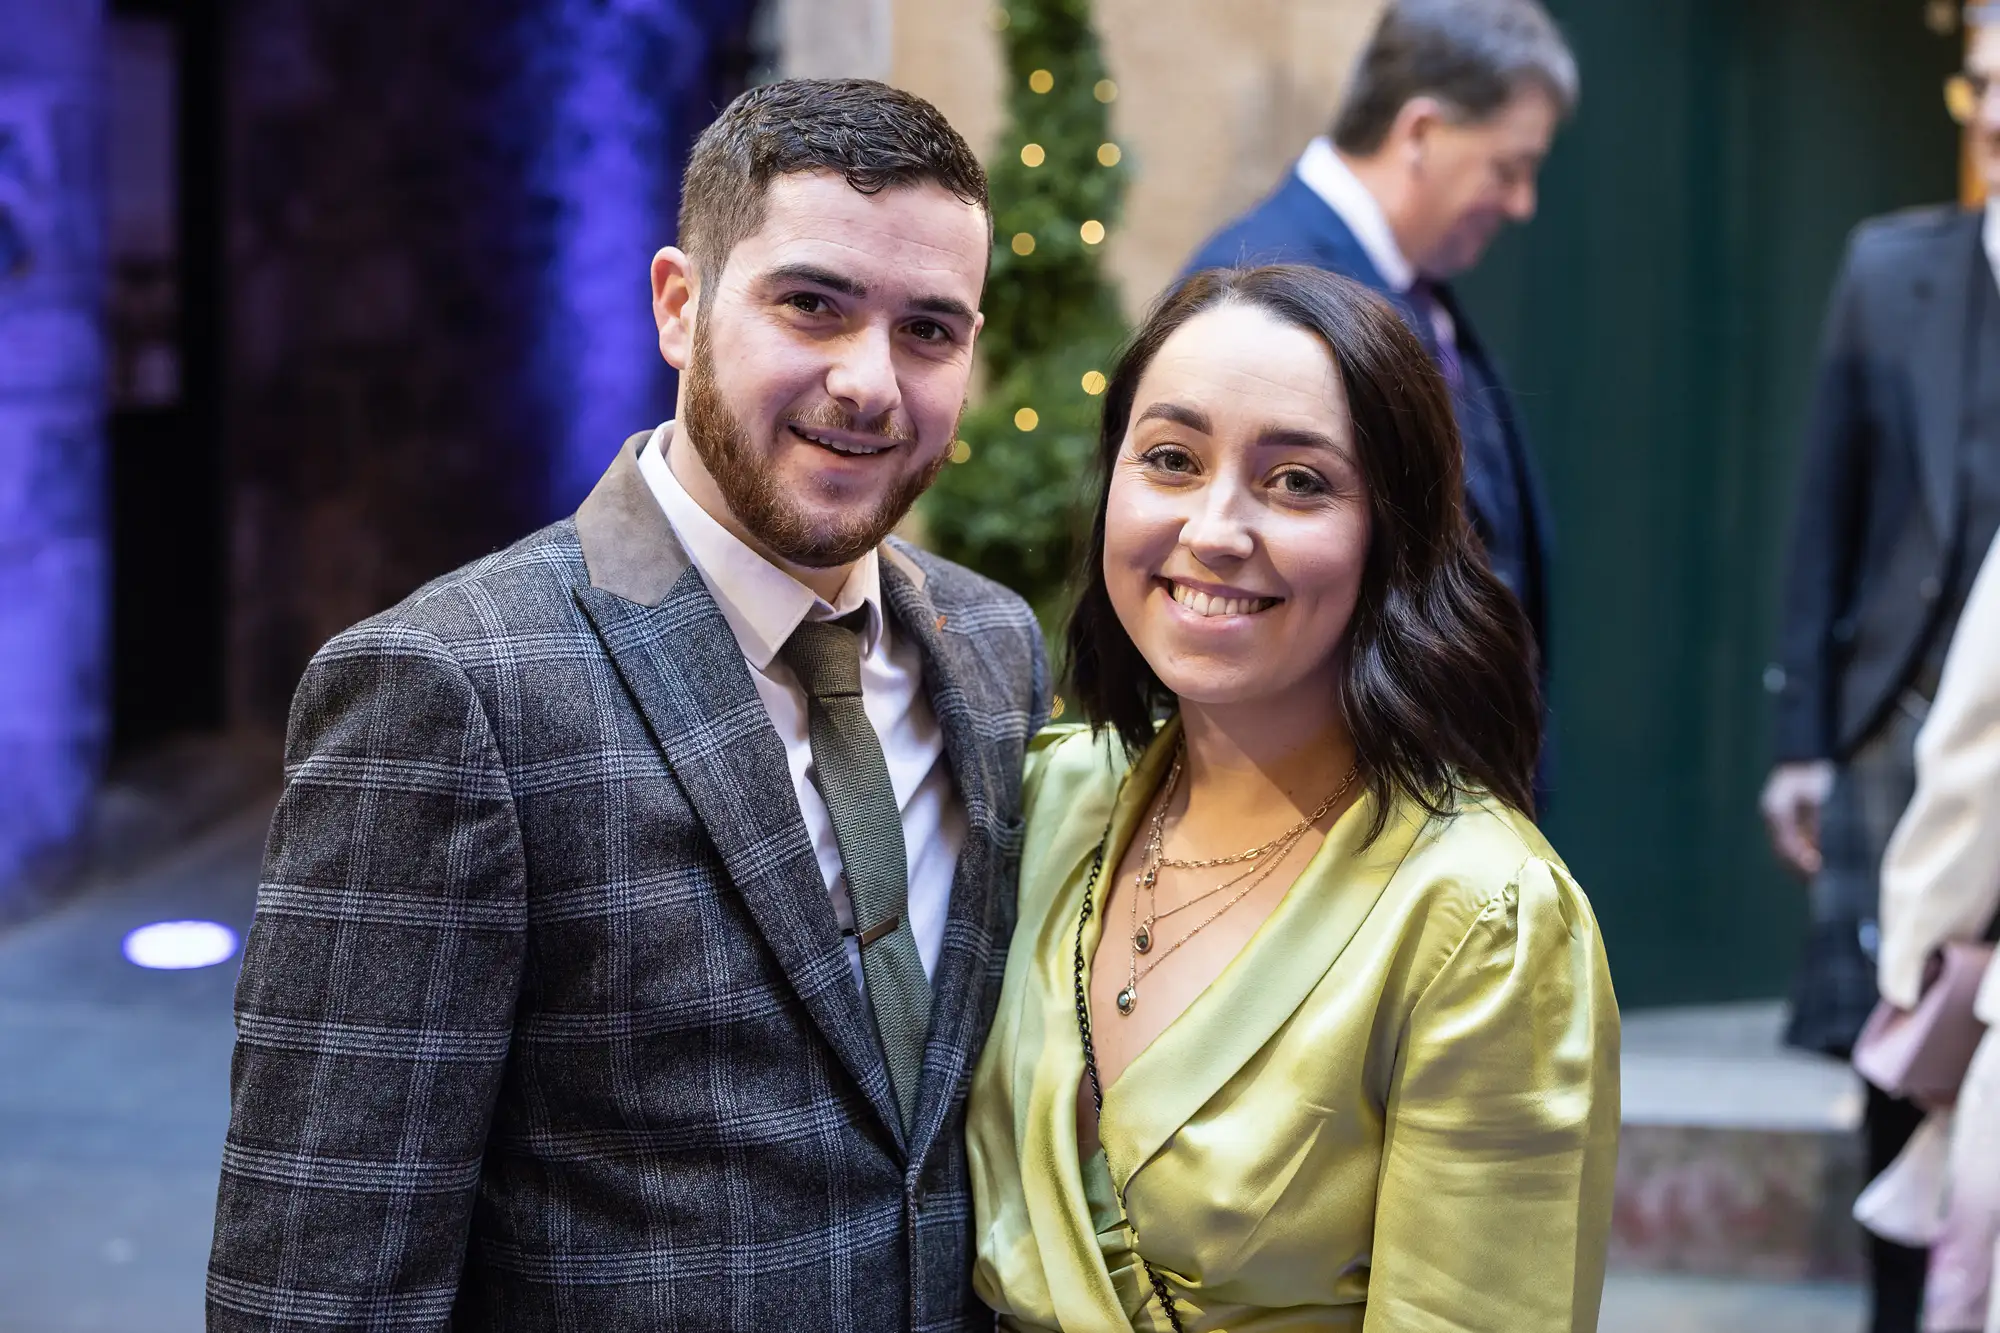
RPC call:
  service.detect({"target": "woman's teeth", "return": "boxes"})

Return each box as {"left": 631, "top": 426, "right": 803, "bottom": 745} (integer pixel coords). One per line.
{"left": 793, "top": 425, "right": 888, "bottom": 456}
{"left": 1170, "top": 582, "right": 1277, "bottom": 617}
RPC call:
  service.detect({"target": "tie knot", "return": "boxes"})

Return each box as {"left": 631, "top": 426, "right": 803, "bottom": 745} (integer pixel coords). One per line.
{"left": 781, "top": 611, "right": 868, "bottom": 699}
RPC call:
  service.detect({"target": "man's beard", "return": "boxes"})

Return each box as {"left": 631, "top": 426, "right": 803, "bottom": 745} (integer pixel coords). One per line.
{"left": 680, "top": 325, "right": 948, "bottom": 569}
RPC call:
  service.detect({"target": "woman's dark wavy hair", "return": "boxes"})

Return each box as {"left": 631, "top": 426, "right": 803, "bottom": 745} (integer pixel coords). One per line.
{"left": 1064, "top": 265, "right": 1542, "bottom": 835}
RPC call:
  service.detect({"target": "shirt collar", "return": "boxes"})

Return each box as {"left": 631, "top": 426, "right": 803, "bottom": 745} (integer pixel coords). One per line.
{"left": 635, "top": 422, "right": 885, "bottom": 671}
{"left": 1985, "top": 200, "right": 2000, "bottom": 288}
{"left": 1295, "top": 136, "right": 1417, "bottom": 293}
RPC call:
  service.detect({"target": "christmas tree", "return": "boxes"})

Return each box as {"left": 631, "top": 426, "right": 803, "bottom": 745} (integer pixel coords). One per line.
{"left": 920, "top": 0, "right": 1128, "bottom": 625}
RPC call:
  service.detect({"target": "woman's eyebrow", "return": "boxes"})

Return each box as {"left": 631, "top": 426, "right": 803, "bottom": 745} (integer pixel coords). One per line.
{"left": 1135, "top": 401, "right": 1212, "bottom": 433}
{"left": 1256, "top": 426, "right": 1346, "bottom": 455}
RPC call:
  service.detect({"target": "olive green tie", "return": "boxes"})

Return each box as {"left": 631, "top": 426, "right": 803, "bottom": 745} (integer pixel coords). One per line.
{"left": 781, "top": 612, "right": 931, "bottom": 1136}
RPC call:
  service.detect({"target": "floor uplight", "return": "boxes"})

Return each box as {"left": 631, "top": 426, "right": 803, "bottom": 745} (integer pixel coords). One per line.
{"left": 122, "top": 920, "right": 240, "bottom": 970}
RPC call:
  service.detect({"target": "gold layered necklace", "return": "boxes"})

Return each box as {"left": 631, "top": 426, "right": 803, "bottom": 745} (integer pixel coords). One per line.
{"left": 1115, "top": 745, "right": 1360, "bottom": 1016}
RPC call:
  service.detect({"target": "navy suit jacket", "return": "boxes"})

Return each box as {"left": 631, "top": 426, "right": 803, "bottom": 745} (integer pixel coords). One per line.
{"left": 1182, "top": 173, "right": 1555, "bottom": 669}
{"left": 1770, "top": 206, "right": 1989, "bottom": 762}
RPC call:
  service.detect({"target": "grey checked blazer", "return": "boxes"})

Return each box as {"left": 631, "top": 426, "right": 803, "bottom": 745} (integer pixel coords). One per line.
{"left": 207, "top": 432, "right": 1049, "bottom": 1332}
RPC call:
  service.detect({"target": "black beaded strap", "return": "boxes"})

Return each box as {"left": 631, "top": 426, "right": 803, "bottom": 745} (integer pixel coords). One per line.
{"left": 1073, "top": 839, "right": 1188, "bottom": 1333}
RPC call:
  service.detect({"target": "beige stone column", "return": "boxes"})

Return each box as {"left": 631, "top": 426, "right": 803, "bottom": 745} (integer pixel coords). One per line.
{"left": 777, "top": 0, "right": 896, "bottom": 81}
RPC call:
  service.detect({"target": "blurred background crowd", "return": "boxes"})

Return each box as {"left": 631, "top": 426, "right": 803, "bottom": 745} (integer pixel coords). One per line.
{"left": 2, "top": 0, "right": 1996, "bottom": 1329}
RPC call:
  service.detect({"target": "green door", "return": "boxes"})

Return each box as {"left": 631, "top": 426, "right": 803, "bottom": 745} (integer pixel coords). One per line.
{"left": 1457, "top": 0, "right": 1964, "bottom": 1007}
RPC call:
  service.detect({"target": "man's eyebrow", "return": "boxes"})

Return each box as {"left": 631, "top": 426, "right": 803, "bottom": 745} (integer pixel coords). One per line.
{"left": 910, "top": 294, "right": 979, "bottom": 326}
{"left": 761, "top": 264, "right": 976, "bottom": 326}
{"left": 1135, "top": 401, "right": 1212, "bottom": 433}
{"left": 762, "top": 263, "right": 865, "bottom": 297}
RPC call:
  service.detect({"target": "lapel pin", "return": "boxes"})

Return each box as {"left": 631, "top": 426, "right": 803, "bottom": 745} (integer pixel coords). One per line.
{"left": 935, "top": 614, "right": 948, "bottom": 632}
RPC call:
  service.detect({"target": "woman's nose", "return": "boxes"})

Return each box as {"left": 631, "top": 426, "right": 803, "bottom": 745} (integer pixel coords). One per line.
{"left": 1180, "top": 485, "right": 1257, "bottom": 564}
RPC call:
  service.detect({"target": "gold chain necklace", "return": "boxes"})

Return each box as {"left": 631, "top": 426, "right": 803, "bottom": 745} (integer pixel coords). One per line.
{"left": 1116, "top": 748, "right": 1360, "bottom": 1016}
{"left": 1157, "top": 799, "right": 1329, "bottom": 870}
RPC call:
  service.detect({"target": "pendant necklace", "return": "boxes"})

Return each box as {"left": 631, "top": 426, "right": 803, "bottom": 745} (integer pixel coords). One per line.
{"left": 1116, "top": 747, "right": 1360, "bottom": 1016}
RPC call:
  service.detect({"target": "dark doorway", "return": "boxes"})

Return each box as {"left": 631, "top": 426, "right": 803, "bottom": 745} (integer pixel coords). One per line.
{"left": 106, "top": 0, "right": 225, "bottom": 753}
{"left": 1459, "top": 0, "right": 1964, "bottom": 1006}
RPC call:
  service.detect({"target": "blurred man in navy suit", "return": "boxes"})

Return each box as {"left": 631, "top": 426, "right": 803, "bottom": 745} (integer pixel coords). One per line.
{"left": 1185, "top": 0, "right": 1576, "bottom": 722}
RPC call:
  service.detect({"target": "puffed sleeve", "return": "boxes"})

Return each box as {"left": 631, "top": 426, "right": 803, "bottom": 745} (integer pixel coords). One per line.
{"left": 1365, "top": 857, "right": 1621, "bottom": 1333}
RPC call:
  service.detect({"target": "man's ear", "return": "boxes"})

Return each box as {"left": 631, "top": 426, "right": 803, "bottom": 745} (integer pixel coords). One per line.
{"left": 652, "top": 246, "right": 697, "bottom": 370}
{"left": 1392, "top": 95, "right": 1449, "bottom": 169}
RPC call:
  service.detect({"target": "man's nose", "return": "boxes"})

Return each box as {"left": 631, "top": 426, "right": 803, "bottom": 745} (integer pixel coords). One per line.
{"left": 1507, "top": 177, "right": 1538, "bottom": 223}
{"left": 824, "top": 324, "right": 901, "bottom": 425}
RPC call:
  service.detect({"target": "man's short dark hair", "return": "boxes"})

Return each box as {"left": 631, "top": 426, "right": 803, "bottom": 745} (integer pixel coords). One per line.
{"left": 1331, "top": 0, "right": 1578, "bottom": 155}
{"left": 678, "top": 78, "right": 990, "bottom": 292}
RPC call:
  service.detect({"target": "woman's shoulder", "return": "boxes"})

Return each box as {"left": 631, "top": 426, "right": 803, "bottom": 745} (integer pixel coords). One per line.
{"left": 1368, "top": 789, "right": 1609, "bottom": 1022}
{"left": 1022, "top": 722, "right": 1129, "bottom": 814}
{"left": 1383, "top": 788, "right": 1591, "bottom": 937}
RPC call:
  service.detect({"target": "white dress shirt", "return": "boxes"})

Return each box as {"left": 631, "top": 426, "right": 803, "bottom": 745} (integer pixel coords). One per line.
{"left": 1986, "top": 199, "right": 2000, "bottom": 291}
{"left": 1294, "top": 135, "right": 1456, "bottom": 348}
{"left": 636, "top": 423, "right": 965, "bottom": 992}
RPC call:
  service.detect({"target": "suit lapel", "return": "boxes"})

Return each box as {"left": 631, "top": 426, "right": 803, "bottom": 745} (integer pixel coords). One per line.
{"left": 1434, "top": 283, "right": 1554, "bottom": 612}
{"left": 1907, "top": 214, "right": 1983, "bottom": 539}
{"left": 572, "top": 433, "right": 904, "bottom": 1143}
{"left": 878, "top": 546, "right": 1010, "bottom": 1166}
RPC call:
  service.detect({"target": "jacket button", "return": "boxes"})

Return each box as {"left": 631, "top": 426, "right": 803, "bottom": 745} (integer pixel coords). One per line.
{"left": 1919, "top": 576, "right": 1942, "bottom": 602}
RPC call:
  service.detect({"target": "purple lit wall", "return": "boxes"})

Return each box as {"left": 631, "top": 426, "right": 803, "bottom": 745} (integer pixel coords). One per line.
{"left": 0, "top": 0, "right": 106, "bottom": 902}
{"left": 533, "top": 2, "right": 754, "bottom": 511}
{"left": 227, "top": 0, "right": 755, "bottom": 724}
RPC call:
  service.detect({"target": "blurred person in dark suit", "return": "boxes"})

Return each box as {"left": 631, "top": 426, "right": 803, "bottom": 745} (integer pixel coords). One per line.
{"left": 1761, "top": 17, "right": 2000, "bottom": 1332}
{"left": 1183, "top": 0, "right": 1575, "bottom": 725}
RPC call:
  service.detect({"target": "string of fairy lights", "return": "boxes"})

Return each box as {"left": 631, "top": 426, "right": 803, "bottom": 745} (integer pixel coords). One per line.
{"left": 1007, "top": 69, "right": 1119, "bottom": 261}
{"left": 991, "top": 54, "right": 1118, "bottom": 450}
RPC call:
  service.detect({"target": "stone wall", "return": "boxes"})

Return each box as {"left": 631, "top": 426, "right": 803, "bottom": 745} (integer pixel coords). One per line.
{"left": 0, "top": 0, "right": 107, "bottom": 902}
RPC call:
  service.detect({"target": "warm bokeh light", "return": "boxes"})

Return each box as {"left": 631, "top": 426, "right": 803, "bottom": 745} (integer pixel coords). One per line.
{"left": 1011, "top": 232, "right": 1036, "bottom": 255}
{"left": 1097, "top": 142, "right": 1122, "bottom": 167}
{"left": 1079, "top": 220, "right": 1106, "bottom": 245}
{"left": 1094, "top": 79, "right": 1117, "bottom": 103}
{"left": 1081, "top": 370, "right": 1107, "bottom": 395}
{"left": 1947, "top": 72, "right": 1980, "bottom": 125}
{"left": 950, "top": 438, "right": 972, "bottom": 463}
{"left": 1021, "top": 142, "right": 1046, "bottom": 167}
{"left": 1029, "top": 68, "right": 1054, "bottom": 94}
{"left": 1014, "top": 407, "right": 1039, "bottom": 431}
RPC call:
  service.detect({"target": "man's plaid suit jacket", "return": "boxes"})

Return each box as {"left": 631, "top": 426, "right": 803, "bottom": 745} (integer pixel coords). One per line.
{"left": 207, "top": 431, "right": 1050, "bottom": 1331}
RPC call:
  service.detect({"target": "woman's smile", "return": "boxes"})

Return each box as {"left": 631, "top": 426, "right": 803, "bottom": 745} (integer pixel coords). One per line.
{"left": 1159, "top": 576, "right": 1282, "bottom": 620}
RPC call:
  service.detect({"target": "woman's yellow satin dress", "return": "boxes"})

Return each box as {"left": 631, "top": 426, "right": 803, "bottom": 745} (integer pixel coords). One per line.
{"left": 967, "top": 723, "right": 1621, "bottom": 1331}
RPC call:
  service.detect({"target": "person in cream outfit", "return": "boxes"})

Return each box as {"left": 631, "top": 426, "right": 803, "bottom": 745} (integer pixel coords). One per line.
{"left": 1878, "top": 527, "right": 2000, "bottom": 1333}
